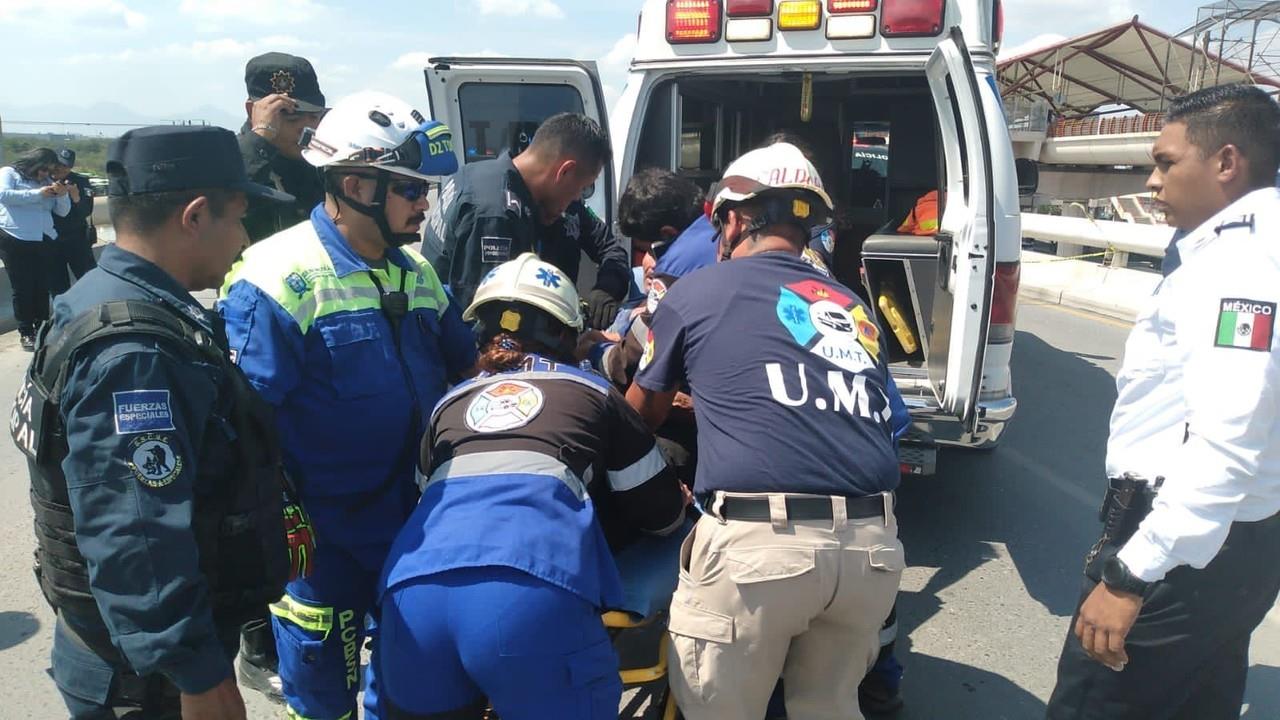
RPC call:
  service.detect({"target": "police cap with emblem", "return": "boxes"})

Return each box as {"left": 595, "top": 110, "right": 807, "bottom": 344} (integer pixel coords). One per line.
{"left": 106, "top": 125, "right": 294, "bottom": 202}
{"left": 245, "top": 52, "right": 326, "bottom": 113}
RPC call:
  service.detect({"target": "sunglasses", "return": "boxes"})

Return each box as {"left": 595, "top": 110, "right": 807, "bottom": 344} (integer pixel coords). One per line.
{"left": 388, "top": 179, "right": 434, "bottom": 202}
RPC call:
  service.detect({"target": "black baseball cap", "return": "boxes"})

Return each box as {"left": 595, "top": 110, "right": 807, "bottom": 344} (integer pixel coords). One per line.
{"left": 56, "top": 148, "right": 76, "bottom": 168}
{"left": 245, "top": 52, "right": 326, "bottom": 113}
{"left": 106, "top": 125, "right": 294, "bottom": 202}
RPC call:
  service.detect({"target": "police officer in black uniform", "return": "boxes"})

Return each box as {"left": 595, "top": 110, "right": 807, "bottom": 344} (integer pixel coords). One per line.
{"left": 421, "top": 112, "right": 631, "bottom": 327}
{"left": 48, "top": 148, "right": 98, "bottom": 292}
{"left": 238, "top": 52, "right": 327, "bottom": 243}
{"left": 9, "top": 125, "right": 299, "bottom": 719}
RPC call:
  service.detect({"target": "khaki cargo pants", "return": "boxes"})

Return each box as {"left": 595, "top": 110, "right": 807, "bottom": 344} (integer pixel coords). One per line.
{"left": 667, "top": 492, "right": 904, "bottom": 720}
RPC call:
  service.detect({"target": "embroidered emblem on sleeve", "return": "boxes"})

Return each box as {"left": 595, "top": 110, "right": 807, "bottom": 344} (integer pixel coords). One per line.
{"left": 128, "top": 433, "right": 183, "bottom": 488}
{"left": 113, "top": 390, "right": 176, "bottom": 434}
{"left": 1215, "top": 298, "right": 1275, "bottom": 352}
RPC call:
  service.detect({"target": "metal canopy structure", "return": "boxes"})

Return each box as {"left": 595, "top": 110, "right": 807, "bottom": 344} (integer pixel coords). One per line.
{"left": 997, "top": 15, "right": 1280, "bottom": 117}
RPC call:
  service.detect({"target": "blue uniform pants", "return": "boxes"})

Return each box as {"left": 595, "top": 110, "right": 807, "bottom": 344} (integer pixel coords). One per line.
{"left": 272, "top": 541, "right": 390, "bottom": 720}
{"left": 375, "top": 566, "right": 622, "bottom": 720}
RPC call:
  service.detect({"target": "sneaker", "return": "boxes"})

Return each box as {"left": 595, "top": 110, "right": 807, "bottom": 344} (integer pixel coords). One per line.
{"left": 20, "top": 334, "right": 35, "bottom": 352}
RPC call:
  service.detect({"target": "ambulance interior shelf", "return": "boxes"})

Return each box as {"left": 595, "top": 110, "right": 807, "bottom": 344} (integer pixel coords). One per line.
{"left": 861, "top": 232, "right": 935, "bottom": 366}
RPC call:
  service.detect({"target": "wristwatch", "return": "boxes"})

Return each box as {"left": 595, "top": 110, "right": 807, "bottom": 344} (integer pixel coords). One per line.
{"left": 1101, "top": 555, "right": 1151, "bottom": 596}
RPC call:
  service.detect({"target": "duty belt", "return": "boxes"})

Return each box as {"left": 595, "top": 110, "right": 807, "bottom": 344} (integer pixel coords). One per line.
{"left": 716, "top": 493, "right": 890, "bottom": 522}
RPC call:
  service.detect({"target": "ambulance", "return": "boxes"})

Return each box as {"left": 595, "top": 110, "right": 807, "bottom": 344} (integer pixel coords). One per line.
{"left": 422, "top": 0, "right": 1021, "bottom": 470}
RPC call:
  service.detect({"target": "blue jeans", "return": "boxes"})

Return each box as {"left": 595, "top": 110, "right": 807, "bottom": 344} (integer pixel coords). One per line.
{"left": 375, "top": 566, "right": 621, "bottom": 720}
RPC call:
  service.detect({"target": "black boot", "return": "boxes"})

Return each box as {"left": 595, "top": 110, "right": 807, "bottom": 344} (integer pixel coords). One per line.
{"left": 237, "top": 616, "right": 284, "bottom": 703}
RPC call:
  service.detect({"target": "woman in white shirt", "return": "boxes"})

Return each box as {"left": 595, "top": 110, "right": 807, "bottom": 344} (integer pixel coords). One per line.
{"left": 0, "top": 147, "right": 73, "bottom": 349}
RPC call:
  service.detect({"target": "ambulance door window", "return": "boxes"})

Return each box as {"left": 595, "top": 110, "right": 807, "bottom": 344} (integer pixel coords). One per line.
{"left": 456, "top": 83, "right": 584, "bottom": 164}
{"left": 849, "top": 122, "right": 891, "bottom": 213}
{"left": 678, "top": 94, "right": 723, "bottom": 189}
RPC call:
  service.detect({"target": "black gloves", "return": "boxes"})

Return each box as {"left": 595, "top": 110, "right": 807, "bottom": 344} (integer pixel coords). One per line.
{"left": 585, "top": 288, "right": 621, "bottom": 331}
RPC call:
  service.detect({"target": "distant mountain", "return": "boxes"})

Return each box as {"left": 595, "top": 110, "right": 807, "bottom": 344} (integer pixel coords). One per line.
{"left": 0, "top": 101, "right": 243, "bottom": 136}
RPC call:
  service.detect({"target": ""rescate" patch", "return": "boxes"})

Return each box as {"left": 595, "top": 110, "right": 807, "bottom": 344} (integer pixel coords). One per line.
{"left": 1216, "top": 298, "right": 1276, "bottom": 352}
{"left": 113, "top": 390, "right": 175, "bottom": 434}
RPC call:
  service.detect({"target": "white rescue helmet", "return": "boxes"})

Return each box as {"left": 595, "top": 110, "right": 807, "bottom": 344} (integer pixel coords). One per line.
{"left": 710, "top": 142, "right": 834, "bottom": 223}
{"left": 464, "top": 253, "right": 584, "bottom": 331}
{"left": 301, "top": 91, "right": 458, "bottom": 180}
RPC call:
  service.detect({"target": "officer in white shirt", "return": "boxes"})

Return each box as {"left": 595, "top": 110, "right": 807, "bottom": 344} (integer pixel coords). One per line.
{"left": 1047, "top": 85, "right": 1280, "bottom": 719}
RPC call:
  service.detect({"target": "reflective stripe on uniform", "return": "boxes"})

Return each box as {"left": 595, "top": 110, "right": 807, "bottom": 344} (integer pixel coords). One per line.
{"left": 225, "top": 221, "right": 450, "bottom": 335}
{"left": 426, "top": 449, "right": 589, "bottom": 501}
{"left": 608, "top": 444, "right": 666, "bottom": 492}
{"left": 270, "top": 594, "right": 335, "bottom": 640}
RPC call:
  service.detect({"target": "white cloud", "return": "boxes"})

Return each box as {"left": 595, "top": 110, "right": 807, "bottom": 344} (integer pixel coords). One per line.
{"left": 0, "top": 0, "right": 146, "bottom": 29}
{"left": 65, "top": 36, "right": 307, "bottom": 66}
{"left": 998, "top": 33, "right": 1068, "bottom": 62}
{"left": 476, "top": 0, "right": 564, "bottom": 20}
{"left": 391, "top": 49, "right": 508, "bottom": 71}
{"left": 597, "top": 34, "right": 637, "bottom": 111}
{"left": 179, "top": 0, "right": 327, "bottom": 27}
{"left": 392, "top": 52, "right": 433, "bottom": 70}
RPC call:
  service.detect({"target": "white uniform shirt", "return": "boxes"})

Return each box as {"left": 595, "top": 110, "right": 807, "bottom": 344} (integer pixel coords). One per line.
{"left": 1109, "top": 187, "right": 1280, "bottom": 582}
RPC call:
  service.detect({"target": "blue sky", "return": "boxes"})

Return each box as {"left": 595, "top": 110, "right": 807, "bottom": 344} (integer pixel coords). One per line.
{"left": 0, "top": 0, "right": 1203, "bottom": 135}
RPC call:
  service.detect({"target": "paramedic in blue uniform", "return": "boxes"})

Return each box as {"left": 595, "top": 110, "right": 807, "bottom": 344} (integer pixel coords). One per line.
{"left": 1046, "top": 85, "right": 1280, "bottom": 720}
{"left": 9, "top": 126, "right": 294, "bottom": 719}
{"left": 627, "top": 143, "right": 908, "bottom": 720}
{"left": 421, "top": 112, "right": 631, "bottom": 327}
{"left": 218, "top": 92, "right": 476, "bottom": 720}
{"left": 374, "top": 253, "right": 687, "bottom": 719}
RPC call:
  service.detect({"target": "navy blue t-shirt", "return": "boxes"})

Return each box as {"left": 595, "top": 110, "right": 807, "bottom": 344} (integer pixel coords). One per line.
{"left": 635, "top": 251, "right": 901, "bottom": 497}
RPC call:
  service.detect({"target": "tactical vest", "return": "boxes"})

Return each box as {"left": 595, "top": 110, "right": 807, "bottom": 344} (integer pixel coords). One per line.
{"left": 9, "top": 300, "right": 290, "bottom": 660}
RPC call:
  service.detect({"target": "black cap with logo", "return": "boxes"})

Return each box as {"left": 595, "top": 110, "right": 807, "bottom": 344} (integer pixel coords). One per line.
{"left": 245, "top": 52, "right": 326, "bottom": 113}
{"left": 106, "top": 125, "right": 294, "bottom": 202}
{"left": 56, "top": 148, "right": 76, "bottom": 168}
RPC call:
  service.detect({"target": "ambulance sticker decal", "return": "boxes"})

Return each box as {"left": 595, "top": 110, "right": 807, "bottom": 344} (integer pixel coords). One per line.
{"left": 127, "top": 433, "right": 183, "bottom": 488}
{"left": 1216, "top": 298, "right": 1275, "bottom": 352}
{"left": 775, "top": 280, "right": 874, "bottom": 373}
{"left": 465, "top": 380, "right": 545, "bottom": 433}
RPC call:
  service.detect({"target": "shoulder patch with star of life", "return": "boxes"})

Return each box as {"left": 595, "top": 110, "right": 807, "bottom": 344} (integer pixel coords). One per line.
{"left": 1215, "top": 298, "right": 1276, "bottom": 352}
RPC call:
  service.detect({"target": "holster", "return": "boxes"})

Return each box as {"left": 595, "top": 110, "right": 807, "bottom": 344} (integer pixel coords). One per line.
{"left": 1084, "top": 473, "right": 1162, "bottom": 576}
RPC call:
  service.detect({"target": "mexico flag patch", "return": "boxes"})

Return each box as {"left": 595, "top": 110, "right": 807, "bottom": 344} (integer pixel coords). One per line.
{"left": 1216, "top": 298, "right": 1276, "bottom": 352}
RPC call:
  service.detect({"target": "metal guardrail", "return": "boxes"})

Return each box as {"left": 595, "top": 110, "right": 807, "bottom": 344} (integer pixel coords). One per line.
{"left": 1020, "top": 212, "right": 1171, "bottom": 266}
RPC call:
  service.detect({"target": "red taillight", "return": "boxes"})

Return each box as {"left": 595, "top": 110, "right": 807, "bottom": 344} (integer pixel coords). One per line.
{"left": 989, "top": 261, "right": 1019, "bottom": 343}
{"left": 881, "top": 0, "right": 944, "bottom": 36}
{"left": 667, "top": 0, "right": 724, "bottom": 43}
{"left": 727, "top": 0, "right": 773, "bottom": 15}
{"left": 828, "top": 0, "right": 877, "bottom": 12}
{"left": 993, "top": 0, "right": 1004, "bottom": 47}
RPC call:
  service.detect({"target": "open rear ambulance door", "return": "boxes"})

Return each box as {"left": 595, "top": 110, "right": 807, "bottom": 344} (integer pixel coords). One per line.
{"left": 423, "top": 58, "right": 615, "bottom": 289}
{"left": 923, "top": 28, "right": 997, "bottom": 433}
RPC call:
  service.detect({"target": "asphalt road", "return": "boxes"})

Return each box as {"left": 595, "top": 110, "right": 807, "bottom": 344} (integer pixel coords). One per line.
{"left": 0, "top": 299, "right": 1275, "bottom": 718}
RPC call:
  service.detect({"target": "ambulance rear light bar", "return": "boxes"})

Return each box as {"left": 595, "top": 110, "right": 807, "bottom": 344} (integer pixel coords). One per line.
{"left": 726, "top": 17, "right": 775, "bottom": 41}
{"left": 881, "top": 0, "right": 945, "bottom": 37}
{"left": 828, "top": 0, "right": 877, "bottom": 11}
{"left": 666, "top": 0, "right": 723, "bottom": 44}
{"left": 726, "top": 0, "right": 773, "bottom": 15}
{"left": 778, "top": 0, "right": 822, "bottom": 29}
{"left": 827, "top": 14, "right": 876, "bottom": 38}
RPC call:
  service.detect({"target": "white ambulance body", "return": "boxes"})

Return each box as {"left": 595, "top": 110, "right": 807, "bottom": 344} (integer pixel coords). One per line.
{"left": 423, "top": 0, "right": 1021, "bottom": 463}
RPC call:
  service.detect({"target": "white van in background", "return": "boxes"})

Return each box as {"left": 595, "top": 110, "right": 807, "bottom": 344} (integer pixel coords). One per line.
{"left": 422, "top": 0, "right": 1022, "bottom": 474}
